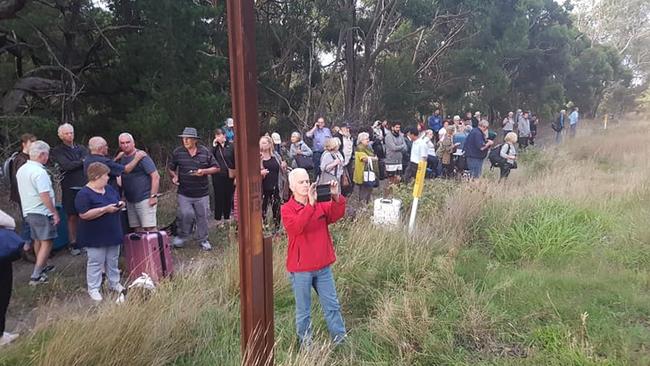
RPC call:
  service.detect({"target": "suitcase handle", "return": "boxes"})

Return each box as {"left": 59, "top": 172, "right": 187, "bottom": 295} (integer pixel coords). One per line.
{"left": 129, "top": 233, "right": 142, "bottom": 241}
{"left": 380, "top": 199, "right": 393, "bottom": 204}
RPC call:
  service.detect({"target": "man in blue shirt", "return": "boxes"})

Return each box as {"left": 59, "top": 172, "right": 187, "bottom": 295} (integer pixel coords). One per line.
{"left": 464, "top": 120, "right": 494, "bottom": 179}
{"left": 427, "top": 109, "right": 442, "bottom": 133}
{"left": 305, "top": 117, "right": 332, "bottom": 177}
{"left": 569, "top": 107, "right": 579, "bottom": 139}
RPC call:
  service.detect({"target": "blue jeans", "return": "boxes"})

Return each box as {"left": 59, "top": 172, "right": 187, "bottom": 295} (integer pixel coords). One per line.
{"left": 289, "top": 266, "right": 346, "bottom": 345}
{"left": 467, "top": 157, "right": 484, "bottom": 179}
{"left": 312, "top": 151, "right": 323, "bottom": 177}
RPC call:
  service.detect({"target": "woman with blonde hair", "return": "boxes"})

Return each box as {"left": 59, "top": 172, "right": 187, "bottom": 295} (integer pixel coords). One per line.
{"left": 319, "top": 138, "right": 344, "bottom": 185}
{"left": 260, "top": 136, "right": 287, "bottom": 229}
{"left": 499, "top": 132, "right": 518, "bottom": 180}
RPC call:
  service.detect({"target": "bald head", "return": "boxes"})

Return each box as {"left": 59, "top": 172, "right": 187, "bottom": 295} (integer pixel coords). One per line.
{"left": 88, "top": 136, "right": 108, "bottom": 155}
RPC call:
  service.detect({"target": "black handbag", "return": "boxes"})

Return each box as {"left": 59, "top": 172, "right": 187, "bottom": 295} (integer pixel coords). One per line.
{"left": 294, "top": 154, "right": 314, "bottom": 170}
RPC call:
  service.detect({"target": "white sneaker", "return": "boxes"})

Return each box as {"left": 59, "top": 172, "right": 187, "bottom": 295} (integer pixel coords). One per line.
{"left": 111, "top": 283, "right": 125, "bottom": 294}
{"left": 88, "top": 289, "right": 103, "bottom": 302}
{"left": 172, "top": 237, "right": 186, "bottom": 248}
{"left": 199, "top": 241, "right": 212, "bottom": 251}
{"left": 0, "top": 332, "right": 19, "bottom": 346}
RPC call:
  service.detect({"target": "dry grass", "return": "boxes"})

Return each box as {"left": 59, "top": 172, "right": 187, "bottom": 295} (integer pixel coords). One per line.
{"left": 3, "top": 117, "right": 650, "bottom": 365}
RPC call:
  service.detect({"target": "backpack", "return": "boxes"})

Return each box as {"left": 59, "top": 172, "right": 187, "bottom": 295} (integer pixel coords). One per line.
{"left": 488, "top": 144, "right": 508, "bottom": 168}
{"left": 1, "top": 151, "right": 19, "bottom": 187}
{"left": 551, "top": 120, "right": 561, "bottom": 132}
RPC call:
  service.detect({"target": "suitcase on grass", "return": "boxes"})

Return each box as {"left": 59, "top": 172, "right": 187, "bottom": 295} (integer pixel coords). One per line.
{"left": 123, "top": 231, "right": 174, "bottom": 283}
{"left": 373, "top": 198, "right": 402, "bottom": 226}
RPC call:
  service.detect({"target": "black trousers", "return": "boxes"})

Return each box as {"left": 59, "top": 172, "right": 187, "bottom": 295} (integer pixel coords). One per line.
{"left": 403, "top": 162, "right": 419, "bottom": 183}
{"left": 499, "top": 162, "right": 514, "bottom": 179}
{"left": 212, "top": 174, "right": 235, "bottom": 220}
{"left": 518, "top": 137, "right": 529, "bottom": 150}
{"left": 0, "top": 259, "right": 13, "bottom": 334}
{"left": 262, "top": 187, "right": 281, "bottom": 227}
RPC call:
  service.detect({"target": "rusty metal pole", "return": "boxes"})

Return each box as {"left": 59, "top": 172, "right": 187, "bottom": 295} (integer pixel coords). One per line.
{"left": 225, "top": 0, "right": 274, "bottom": 364}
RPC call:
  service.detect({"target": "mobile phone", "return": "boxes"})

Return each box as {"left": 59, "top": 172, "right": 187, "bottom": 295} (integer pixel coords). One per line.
{"left": 188, "top": 169, "right": 197, "bottom": 175}
{"left": 316, "top": 184, "right": 331, "bottom": 202}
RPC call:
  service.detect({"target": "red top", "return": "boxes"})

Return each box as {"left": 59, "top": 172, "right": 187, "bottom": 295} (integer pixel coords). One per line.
{"left": 281, "top": 195, "right": 346, "bottom": 272}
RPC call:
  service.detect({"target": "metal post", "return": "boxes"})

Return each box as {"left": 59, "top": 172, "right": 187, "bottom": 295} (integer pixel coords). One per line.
{"left": 225, "top": 0, "right": 274, "bottom": 364}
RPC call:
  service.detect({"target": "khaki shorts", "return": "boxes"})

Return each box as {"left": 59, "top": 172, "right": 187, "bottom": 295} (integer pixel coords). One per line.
{"left": 127, "top": 199, "right": 157, "bottom": 228}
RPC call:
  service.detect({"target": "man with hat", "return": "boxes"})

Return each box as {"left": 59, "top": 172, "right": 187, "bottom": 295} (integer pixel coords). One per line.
{"left": 168, "top": 127, "right": 220, "bottom": 251}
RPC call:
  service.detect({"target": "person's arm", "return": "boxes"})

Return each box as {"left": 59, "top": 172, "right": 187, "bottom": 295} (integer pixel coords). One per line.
{"left": 39, "top": 192, "right": 59, "bottom": 225}
{"left": 301, "top": 143, "right": 313, "bottom": 157}
{"left": 305, "top": 124, "right": 318, "bottom": 138}
{"left": 0, "top": 209, "right": 16, "bottom": 229}
{"left": 122, "top": 150, "right": 147, "bottom": 174}
{"left": 51, "top": 147, "right": 84, "bottom": 172}
{"left": 148, "top": 171, "right": 160, "bottom": 206}
{"left": 78, "top": 204, "right": 121, "bottom": 221}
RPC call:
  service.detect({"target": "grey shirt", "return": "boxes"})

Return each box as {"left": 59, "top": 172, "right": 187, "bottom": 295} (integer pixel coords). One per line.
{"left": 384, "top": 132, "right": 406, "bottom": 165}
{"left": 518, "top": 116, "right": 531, "bottom": 137}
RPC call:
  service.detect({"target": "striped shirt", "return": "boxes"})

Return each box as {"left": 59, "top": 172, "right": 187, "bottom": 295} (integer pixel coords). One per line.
{"left": 168, "top": 145, "right": 218, "bottom": 198}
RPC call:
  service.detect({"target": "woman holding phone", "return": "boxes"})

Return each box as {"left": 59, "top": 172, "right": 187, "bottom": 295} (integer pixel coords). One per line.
{"left": 75, "top": 162, "right": 126, "bottom": 302}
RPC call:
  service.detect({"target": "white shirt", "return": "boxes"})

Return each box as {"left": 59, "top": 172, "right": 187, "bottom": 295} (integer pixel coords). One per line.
{"left": 16, "top": 160, "right": 55, "bottom": 217}
{"left": 410, "top": 138, "right": 429, "bottom": 164}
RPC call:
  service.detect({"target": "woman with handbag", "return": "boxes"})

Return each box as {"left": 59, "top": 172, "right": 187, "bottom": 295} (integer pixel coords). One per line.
{"left": 288, "top": 132, "right": 313, "bottom": 170}
{"left": 319, "top": 138, "right": 345, "bottom": 186}
{"left": 260, "top": 136, "right": 287, "bottom": 230}
{"left": 353, "top": 132, "right": 379, "bottom": 204}
{"left": 212, "top": 128, "right": 236, "bottom": 224}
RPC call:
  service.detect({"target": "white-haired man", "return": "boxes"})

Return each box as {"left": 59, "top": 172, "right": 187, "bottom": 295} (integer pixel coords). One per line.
{"left": 281, "top": 168, "right": 347, "bottom": 347}
{"left": 16, "top": 141, "right": 59, "bottom": 285}
{"left": 116, "top": 133, "right": 160, "bottom": 231}
{"left": 84, "top": 136, "right": 146, "bottom": 192}
{"left": 50, "top": 123, "right": 88, "bottom": 255}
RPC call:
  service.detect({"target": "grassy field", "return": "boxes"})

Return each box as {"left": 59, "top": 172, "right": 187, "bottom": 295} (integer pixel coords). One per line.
{"left": 1, "top": 120, "right": 650, "bottom": 365}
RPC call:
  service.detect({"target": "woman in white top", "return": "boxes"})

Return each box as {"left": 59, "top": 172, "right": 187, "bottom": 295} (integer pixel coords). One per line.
{"left": 499, "top": 132, "right": 518, "bottom": 180}
{"left": 424, "top": 130, "right": 439, "bottom": 178}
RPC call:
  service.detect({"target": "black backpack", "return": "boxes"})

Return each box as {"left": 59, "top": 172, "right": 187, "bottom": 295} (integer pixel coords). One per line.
{"left": 1, "top": 151, "right": 19, "bottom": 187}
{"left": 488, "top": 144, "right": 508, "bottom": 168}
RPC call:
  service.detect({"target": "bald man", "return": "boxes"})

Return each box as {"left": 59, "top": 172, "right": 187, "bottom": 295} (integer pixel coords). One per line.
{"left": 83, "top": 136, "right": 145, "bottom": 191}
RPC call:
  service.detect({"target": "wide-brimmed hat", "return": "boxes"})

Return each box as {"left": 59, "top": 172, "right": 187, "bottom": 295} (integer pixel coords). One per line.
{"left": 178, "top": 127, "right": 200, "bottom": 139}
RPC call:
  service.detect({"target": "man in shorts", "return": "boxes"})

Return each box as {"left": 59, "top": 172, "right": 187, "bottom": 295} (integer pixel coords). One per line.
{"left": 50, "top": 123, "right": 88, "bottom": 255}
{"left": 383, "top": 121, "right": 406, "bottom": 186}
{"left": 117, "top": 133, "right": 160, "bottom": 231}
{"left": 16, "top": 141, "right": 59, "bottom": 285}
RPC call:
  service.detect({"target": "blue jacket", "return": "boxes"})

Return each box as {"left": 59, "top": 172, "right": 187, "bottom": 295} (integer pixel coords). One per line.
{"left": 465, "top": 128, "right": 488, "bottom": 159}
{"left": 428, "top": 114, "right": 442, "bottom": 132}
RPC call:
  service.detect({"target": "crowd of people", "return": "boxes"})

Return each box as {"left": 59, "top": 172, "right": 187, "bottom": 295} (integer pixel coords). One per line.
{"left": 0, "top": 105, "right": 580, "bottom": 347}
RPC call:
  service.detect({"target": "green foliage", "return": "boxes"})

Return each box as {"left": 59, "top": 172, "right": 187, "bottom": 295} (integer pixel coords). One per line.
{"left": 481, "top": 199, "right": 608, "bottom": 263}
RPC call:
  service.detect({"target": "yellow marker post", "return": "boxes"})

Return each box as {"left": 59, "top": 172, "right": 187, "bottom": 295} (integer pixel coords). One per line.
{"left": 408, "top": 160, "right": 427, "bottom": 233}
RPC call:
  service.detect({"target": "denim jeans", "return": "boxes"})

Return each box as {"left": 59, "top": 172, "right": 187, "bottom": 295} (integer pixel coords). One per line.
{"left": 289, "top": 266, "right": 346, "bottom": 345}
{"left": 466, "top": 157, "right": 484, "bottom": 179}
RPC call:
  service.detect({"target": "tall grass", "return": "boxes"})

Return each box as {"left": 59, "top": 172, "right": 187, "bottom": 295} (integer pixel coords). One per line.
{"left": 3, "top": 118, "right": 650, "bottom": 365}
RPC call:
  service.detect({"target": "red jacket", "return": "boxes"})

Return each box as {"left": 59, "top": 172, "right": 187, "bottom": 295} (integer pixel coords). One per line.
{"left": 281, "top": 195, "right": 346, "bottom": 272}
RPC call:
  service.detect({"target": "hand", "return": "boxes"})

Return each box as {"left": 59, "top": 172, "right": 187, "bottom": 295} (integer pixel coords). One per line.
{"left": 307, "top": 183, "right": 317, "bottom": 206}
{"left": 296, "top": 150, "right": 302, "bottom": 155}
{"left": 261, "top": 169, "right": 269, "bottom": 177}
{"left": 194, "top": 169, "right": 205, "bottom": 176}
{"left": 114, "top": 151, "right": 125, "bottom": 161}
{"left": 454, "top": 142, "right": 461, "bottom": 147}
{"left": 135, "top": 150, "right": 147, "bottom": 160}
{"left": 172, "top": 175, "right": 179, "bottom": 185}
{"left": 51, "top": 213, "right": 60, "bottom": 226}
{"left": 281, "top": 161, "right": 288, "bottom": 170}
{"left": 148, "top": 196, "right": 158, "bottom": 206}
{"left": 330, "top": 180, "right": 340, "bottom": 198}
{"left": 105, "top": 204, "right": 121, "bottom": 214}
{"left": 486, "top": 140, "right": 494, "bottom": 147}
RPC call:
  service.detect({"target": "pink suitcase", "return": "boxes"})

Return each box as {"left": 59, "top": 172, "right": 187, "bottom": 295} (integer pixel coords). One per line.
{"left": 123, "top": 231, "right": 174, "bottom": 283}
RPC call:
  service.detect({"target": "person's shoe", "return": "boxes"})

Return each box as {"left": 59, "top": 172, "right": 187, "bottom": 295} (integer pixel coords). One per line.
{"left": 29, "top": 274, "right": 48, "bottom": 286}
{"left": 88, "top": 289, "right": 103, "bottom": 302}
{"left": 70, "top": 247, "right": 82, "bottom": 256}
{"left": 172, "top": 237, "right": 186, "bottom": 248}
{"left": 0, "top": 332, "right": 19, "bottom": 346}
{"left": 199, "top": 240, "right": 212, "bottom": 251}
{"left": 111, "top": 283, "right": 126, "bottom": 294}
{"left": 42, "top": 264, "right": 56, "bottom": 274}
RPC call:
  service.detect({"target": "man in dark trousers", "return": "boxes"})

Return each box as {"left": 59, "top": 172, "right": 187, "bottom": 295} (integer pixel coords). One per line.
{"left": 50, "top": 123, "right": 88, "bottom": 256}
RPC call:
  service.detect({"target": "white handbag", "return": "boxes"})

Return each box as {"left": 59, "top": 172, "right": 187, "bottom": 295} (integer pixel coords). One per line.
{"left": 363, "top": 159, "right": 376, "bottom": 187}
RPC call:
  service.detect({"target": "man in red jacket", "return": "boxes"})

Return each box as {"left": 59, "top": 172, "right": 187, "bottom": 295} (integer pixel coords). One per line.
{"left": 281, "top": 168, "right": 346, "bottom": 347}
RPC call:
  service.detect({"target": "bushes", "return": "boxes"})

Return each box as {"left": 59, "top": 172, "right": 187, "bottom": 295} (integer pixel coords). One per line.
{"left": 480, "top": 199, "right": 609, "bottom": 263}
